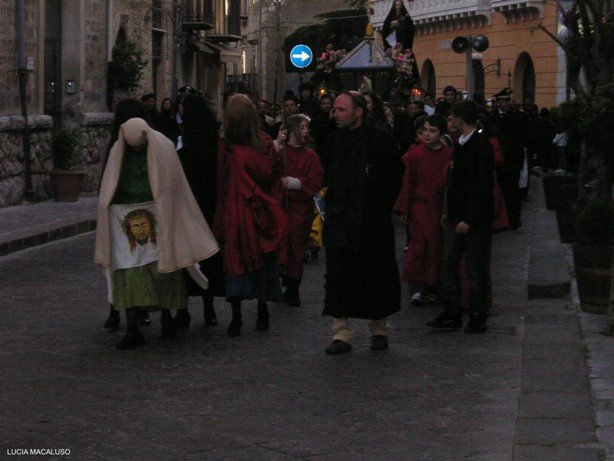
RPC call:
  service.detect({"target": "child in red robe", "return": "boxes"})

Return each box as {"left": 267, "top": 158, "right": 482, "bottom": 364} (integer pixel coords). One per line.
{"left": 273, "top": 115, "right": 324, "bottom": 306}
{"left": 394, "top": 114, "right": 452, "bottom": 306}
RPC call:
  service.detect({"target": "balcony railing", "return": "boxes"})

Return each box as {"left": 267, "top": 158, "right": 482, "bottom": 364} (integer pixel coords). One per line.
{"left": 370, "top": 0, "right": 544, "bottom": 30}
{"left": 182, "top": 14, "right": 214, "bottom": 31}
{"left": 491, "top": 0, "right": 544, "bottom": 21}
{"left": 370, "top": 0, "right": 491, "bottom": 27}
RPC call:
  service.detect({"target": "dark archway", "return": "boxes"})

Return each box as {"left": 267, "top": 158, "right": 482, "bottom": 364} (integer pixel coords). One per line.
{"left": 421, "top": 59, "right": 436, "bottom": 96}
{"left": 44, "top": 0, "right": 62, "bottom": 125}
{"left": 513, "top": 52, "right": 536, "bottom": 104}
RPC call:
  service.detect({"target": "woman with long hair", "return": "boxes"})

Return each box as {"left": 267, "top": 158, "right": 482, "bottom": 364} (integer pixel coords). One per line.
{"left": 213, "top": 94, "right": 288, "bottom": 337}
{"left": 273, "top": 115, "right": 323, "bottom": 306}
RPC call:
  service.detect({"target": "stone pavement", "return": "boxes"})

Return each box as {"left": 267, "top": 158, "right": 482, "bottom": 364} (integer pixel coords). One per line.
{"left": 0, "top": 183, "right": 612, "bottom": 460}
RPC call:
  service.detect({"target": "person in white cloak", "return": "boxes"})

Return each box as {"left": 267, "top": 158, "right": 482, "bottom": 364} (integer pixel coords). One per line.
{"left": 95, "top": 118, "right": 219, "bottom": 350}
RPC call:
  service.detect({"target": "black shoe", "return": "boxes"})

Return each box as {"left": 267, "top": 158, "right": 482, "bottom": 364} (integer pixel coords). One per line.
{"left": 370, "top": 335, "right": 388, "bottom": 351}
{"left": 410, "top": 292, "right": 423, "bottom": 307}
{"left": 161, "top": 316, "right": 178, "bottom": 340}
{"left": 426, "top": 310, "right": 463, "bottom": 329}
{"left": 116, "top": 331, "right": 145, "bottom": 350}
{"left": 138, "top": 310, "right": 151, "bottom": 327}
{"left": 464, "top": 313, "right": 487, "bottom": 334}
{"left": 256, "top": 307, "right": 270, "bottom": 332}
{"left": 426, "top": 294, "right": 442, "bottom": 305}
{"left": 511, "top": 220, "right": 521, "bottom": 230}
{"left": 104, "top": 308, "right": 120, "bottom": 331}
{"left": 203, "top": 311, "right": 218, "bottom": 327}
{"left": 174, "top": 309, "right": 191, "bottom": 329}
{"left": 227, "top": 320, "right": 242, "bottom": 337}
{"left": 283, "top": 290, "right": 301, "bottom": 307}
{"left": 325, "top": 339, "right": 352, "bottom": 355}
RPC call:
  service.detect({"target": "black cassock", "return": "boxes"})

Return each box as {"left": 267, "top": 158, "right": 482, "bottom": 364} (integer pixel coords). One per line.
{"left": 322, "top": 124, "right": 402, "bottom": 320}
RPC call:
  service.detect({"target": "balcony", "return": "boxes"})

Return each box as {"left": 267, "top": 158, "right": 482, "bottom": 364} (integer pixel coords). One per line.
{"left": 491, "top": 0, "right": 544, "bottom": 22}
{"left": 182, "top": 14, "right": 214, "bottom": 31}
{"left": 370, "top": 0, "right": 491, "bottom": 33}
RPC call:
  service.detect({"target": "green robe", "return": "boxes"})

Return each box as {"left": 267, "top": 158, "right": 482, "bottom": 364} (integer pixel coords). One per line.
{"left": 111, "top": 146, "right": 186, "bottom": 310}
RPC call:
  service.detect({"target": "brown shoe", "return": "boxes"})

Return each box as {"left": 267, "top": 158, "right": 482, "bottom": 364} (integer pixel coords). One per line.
{"left": 325, "top": 339, "right": 351, "bottom": 355}
{"left": 370, "top": 335, "right": 389, "bottom": 351}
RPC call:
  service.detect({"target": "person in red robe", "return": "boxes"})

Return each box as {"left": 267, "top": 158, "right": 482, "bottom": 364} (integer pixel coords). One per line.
{"left": 394, "top": 114, "right": 452, "bottom": 306}
{"left": 272, "top": 114, "right": 324, "bottom": 307}
{"left": 213, "top": 94, "right": 288, "bottom": 337}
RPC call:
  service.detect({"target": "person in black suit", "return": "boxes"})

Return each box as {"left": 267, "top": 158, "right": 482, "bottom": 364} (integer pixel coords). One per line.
{"left": 427, "top": 100, "right": 495, "bottom": 334}
{"left": 490, "top": 88, "right": 530, "bottom": 229}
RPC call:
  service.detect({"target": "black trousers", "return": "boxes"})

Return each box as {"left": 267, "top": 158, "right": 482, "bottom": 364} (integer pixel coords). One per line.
{"left": 497, "top": 168, "right": 522, "bottom": 226}
{"left": 440, "top": 222, "right": 491, "bottom": 314}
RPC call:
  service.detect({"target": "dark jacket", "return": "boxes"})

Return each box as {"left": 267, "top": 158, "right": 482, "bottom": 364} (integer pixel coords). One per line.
{"left": 446, "top": 130, "right": 495, "bottom": 228}
{"left": 490, "top": 108, "right": 529, "bottom": 171}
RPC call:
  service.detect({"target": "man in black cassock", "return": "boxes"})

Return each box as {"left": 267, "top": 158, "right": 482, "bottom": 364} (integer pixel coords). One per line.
{"left": 321, "top": 91, "right": 402, "bottom": 355}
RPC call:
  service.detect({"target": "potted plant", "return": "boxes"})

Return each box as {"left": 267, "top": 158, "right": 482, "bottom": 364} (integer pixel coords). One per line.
{"left": 49, "top": 125, "right": 84, "bottom": 202}
{"left": 572, "top": 200, "right": 614, "bottom": 314}
{"left": 107, "top": 39, "right": 148, "bottom": 109}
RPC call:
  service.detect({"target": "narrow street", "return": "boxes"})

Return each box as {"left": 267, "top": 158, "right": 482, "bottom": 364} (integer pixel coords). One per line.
{"left": 1, "top": 213, "right": 529, "bottom": 459}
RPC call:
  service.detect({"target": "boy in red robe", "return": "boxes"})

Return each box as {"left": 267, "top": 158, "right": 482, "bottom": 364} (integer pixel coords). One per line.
{"left": 394, "top": 114, "right": 452, "bottom": 305}
{"left": 273, "top": 115, "right": 324, "bottom": 306}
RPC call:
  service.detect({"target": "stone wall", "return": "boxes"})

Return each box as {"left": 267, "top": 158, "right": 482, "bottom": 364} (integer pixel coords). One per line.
{"left": 79, "top": 112, "right": 113, "bottom": 191}
{"left": 0, "top": 116, "right": 54, "bottom": 207}
{"left": 0, "top": 112, "right": 111, "bottom": 208}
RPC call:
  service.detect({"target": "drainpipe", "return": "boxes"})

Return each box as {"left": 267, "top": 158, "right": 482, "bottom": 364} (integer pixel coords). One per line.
{"left": 107, "top": 0, "right": 114, "bottom": 62}
{"left": 16, "top": 0, "right": 33, "bottom": 200}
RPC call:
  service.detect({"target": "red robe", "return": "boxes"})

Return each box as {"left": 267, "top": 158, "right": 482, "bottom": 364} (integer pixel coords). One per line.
{"left": 394, "top": 143, "right": 452, "bottom": 286}
{"left": 213, "top": 135, "right": 288, "bottom": 276}
{"left": 273, "top": 145, "right": 323, "bottom": 280}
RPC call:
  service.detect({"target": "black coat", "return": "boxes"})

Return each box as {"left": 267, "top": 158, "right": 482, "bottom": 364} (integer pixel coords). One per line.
{"left": 322, "top": 124, "right": 402, "bottom": 320}
{"left": 490, "top": 109, "right": 529, "bottom": 172}
{"left": 446, "top": 131, "right": 495, "bottom": 228}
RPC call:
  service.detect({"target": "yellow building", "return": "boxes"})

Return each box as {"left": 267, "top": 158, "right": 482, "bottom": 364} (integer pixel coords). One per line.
{"left": 370, "top": 0, "right": 566, "bottom": 108}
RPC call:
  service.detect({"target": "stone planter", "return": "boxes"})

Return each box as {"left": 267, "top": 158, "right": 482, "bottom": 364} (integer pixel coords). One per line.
{"left": 543, "top": 174, "right": 577, "bottom": 210}
{"left": 572, "top": 243, "right": 613, "bottom": 314}
{"left": 49, "top": 171, "right": 85, "bottom": 202}
{"left": 555, "top": 201, "right": 582, "bottom": 243}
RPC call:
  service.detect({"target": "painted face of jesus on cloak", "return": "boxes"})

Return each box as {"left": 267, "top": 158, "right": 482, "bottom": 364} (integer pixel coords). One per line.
{"left": 128, "top": 216, "right": 151, "bottom": 245}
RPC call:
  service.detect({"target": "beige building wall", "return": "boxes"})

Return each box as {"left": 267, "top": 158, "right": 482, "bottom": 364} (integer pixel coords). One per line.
{"left": 372, "top": 0, "right": 565, "bottom": 109}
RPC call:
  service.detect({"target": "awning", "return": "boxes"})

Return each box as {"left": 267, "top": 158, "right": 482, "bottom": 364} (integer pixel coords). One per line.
{"left": 185, "top": 37, "right": 216, "bottom": 55}
{"left": 203, "top": 40, "right": 243, "bottom": 64}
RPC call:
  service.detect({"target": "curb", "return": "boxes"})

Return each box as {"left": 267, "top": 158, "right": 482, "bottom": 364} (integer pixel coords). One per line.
{"left": 0, "top": 219, "right": 97, "bottom": 257}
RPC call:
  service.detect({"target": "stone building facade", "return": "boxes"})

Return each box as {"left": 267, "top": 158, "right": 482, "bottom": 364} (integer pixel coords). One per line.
{"left": 0, "top": 0, "right": 236, "bottom": 208}
{"left": 238, "top": 0, "right": 348, "bottom": 104}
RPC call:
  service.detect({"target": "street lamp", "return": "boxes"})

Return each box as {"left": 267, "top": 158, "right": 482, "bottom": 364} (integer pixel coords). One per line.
{"left": 452, "top": 34, "right": 489, "bottom": 100}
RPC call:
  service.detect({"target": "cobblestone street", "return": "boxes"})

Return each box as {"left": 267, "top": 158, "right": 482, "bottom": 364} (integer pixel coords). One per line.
{"left": 0, "top": 183, "right": 611, "bottom": 460}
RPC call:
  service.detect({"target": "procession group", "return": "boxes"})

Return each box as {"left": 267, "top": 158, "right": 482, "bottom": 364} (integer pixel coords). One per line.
{"left": 95, "top": 77, "right": 538, "bottom": 354}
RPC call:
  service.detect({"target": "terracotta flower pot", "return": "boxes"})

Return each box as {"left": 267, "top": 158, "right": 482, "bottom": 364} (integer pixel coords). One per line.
{"left": 49, "top": 171, "right": 85, "bottom": 202}
{"left": 572, "top": 243, "right": 613, "bottom": 314}
{"left": 542, "top": 174, "right": 577, "bottom": 210}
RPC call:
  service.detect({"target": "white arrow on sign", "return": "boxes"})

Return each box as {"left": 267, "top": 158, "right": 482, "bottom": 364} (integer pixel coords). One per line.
{"left": 291, "top": 51, "right": 310, "bottom": 62}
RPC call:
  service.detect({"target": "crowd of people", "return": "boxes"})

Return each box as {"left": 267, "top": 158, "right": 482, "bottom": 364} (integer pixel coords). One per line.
{"left": 96, "top": 82, "right": 555, "bottom": 354}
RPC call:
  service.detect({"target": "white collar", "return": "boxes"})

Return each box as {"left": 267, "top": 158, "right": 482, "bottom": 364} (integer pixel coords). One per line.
{"left": 458, "top": 129, "right": 476, "bottom": 145}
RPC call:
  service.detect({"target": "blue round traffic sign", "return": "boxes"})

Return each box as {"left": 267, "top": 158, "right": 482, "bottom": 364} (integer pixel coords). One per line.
{"left": 289, "top": 45, "right": 313, "bottom": 69}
